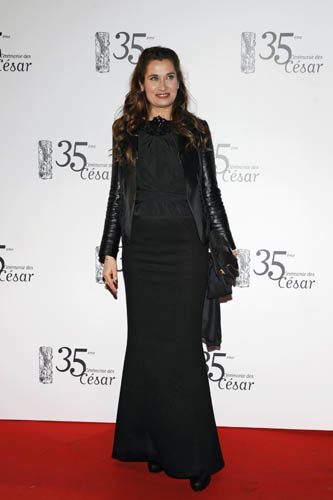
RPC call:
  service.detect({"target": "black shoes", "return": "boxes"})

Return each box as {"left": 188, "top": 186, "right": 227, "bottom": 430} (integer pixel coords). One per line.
{"left": 148, "top": 460, "right": 211, "bottom": 491}
{"left": 189, "top": 473, "right": 211, "bottom": 491}
{"left": 148, "top": 460, "right": 163, "bottom": 473}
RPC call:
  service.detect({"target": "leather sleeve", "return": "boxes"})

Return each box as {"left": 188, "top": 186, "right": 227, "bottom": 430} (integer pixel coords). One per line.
{"left": 98, "top": 135, "right": 121, "bottom": 264}
{"left": 200, "top": 120, "right": 236, "bottom": 251}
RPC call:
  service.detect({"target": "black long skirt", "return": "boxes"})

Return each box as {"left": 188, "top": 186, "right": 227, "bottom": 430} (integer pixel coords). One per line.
{"left": 112, "top": 213, "right": 225, "bottom": 479}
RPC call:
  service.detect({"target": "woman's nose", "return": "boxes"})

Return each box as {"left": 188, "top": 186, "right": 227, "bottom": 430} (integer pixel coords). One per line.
{"left": 158, "top": 79, "right": 167, "bottom": 90}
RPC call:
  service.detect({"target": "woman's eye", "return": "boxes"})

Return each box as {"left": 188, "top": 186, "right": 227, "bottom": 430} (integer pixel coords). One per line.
{"left": 148, "top": 75, "right": 175, "bottom": 81}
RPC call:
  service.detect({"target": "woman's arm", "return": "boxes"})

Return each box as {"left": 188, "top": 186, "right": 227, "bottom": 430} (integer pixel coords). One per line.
{"left": 200, "top": 120, "right": 236, "bottom": 252}
{"left": 98, "top": 135, "right": 121, "bottom": 264}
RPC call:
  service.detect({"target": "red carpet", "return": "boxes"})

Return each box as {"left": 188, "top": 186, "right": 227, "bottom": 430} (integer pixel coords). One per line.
{"left": 0, "top": 421, "right": 332, "bottom": 499}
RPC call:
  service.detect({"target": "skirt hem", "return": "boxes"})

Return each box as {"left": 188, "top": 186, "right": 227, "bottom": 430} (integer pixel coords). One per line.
{"left": 111, "top": 452, "right": 225, "bottom": 479}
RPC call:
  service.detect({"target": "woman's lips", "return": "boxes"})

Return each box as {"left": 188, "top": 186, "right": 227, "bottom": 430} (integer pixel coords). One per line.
{"left": 156, "top": 93, "right": 170, "bottom": 98}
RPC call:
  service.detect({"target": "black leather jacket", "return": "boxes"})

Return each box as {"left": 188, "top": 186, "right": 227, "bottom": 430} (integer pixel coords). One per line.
{"left": 98, "top": 119, "right": 236, "bottom": 266}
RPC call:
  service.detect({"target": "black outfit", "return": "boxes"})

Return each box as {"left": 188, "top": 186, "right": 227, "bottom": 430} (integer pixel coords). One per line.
{"left": 112, "top": 116, "right": 225, "bottom": 479}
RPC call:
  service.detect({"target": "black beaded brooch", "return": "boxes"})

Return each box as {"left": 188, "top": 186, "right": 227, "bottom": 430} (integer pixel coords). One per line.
{"left": 144, "top": 115, "right": 172, "bottom": 136}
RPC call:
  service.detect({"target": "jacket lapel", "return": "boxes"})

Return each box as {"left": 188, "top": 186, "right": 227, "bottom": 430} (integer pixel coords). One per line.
{"left": 177, "top": 133, "right": 204, "bottom": 239}
{"left": 177, "top": 133, "right": 199, "bottom": 188}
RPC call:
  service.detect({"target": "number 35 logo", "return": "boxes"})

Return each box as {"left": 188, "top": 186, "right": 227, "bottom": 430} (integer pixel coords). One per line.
{"left": 56, "top": 347, "right": 88, "bottom": 377}
{"left": 113, "top": 32, "right": 148, "bottom": 64}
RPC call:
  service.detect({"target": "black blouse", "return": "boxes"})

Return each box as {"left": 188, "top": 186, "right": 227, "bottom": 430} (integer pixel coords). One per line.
{"left": 133, "top": 115, "right": 193, "bottom": 218}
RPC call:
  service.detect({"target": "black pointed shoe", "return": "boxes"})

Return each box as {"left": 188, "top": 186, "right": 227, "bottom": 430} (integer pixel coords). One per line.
{"left": 148, "top": 460, "right": 163, "bottom": 473}
{"left": 189, "top": 473, "right": 211, "bottom": 491}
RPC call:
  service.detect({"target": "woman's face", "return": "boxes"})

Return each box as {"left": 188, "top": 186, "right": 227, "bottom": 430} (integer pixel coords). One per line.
{"left": 140, "top": 59, "right": 179, "bottom": 118}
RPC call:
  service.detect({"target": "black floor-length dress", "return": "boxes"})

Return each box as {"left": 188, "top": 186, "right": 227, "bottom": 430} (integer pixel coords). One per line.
{"left": 112, "top": 115, "right": 225, "bottom": 479}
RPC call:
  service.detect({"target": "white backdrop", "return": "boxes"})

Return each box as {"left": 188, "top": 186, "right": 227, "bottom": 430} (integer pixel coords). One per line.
{"left": 1, "top": 0, "right": 332, "bottom": 430}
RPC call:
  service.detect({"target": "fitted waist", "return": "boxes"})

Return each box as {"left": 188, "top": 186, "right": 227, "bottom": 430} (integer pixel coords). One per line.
{"left": 134, "top": 189, "right": 192, "bottom": 218}
{"left": 135, "top": 189, "right": 188, "bottom": 201}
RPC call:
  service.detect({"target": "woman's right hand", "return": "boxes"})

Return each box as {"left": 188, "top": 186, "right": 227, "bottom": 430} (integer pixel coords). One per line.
{"left": 102, "top": 256, "right": 118, "bottom": 299}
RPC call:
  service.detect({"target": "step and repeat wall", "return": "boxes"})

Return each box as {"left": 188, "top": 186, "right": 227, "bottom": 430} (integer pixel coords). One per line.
{"left": 1, "top": 0, "right": 332, "bottom": 430}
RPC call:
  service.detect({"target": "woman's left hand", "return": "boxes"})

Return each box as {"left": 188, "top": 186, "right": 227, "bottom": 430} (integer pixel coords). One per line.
{"left": 219, "top": 249, "right": 237, "bottom": 275}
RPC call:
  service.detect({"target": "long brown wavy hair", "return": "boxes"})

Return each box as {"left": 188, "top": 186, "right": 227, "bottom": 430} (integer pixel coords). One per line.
{"left": 111, "top": 46, "right": 212, "bottom": 166}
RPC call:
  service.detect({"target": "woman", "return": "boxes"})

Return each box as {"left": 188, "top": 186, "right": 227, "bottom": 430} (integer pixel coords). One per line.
{"left": 98, "top": 46, "right": 238, "bottom": 491}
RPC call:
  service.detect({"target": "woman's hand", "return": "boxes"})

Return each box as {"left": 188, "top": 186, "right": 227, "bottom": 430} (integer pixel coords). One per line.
{"left": 219, "top": 249, "right": 238, "bottom": 275}
{"left": 103, "top": 256, "right": 118, "bottom": 299}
